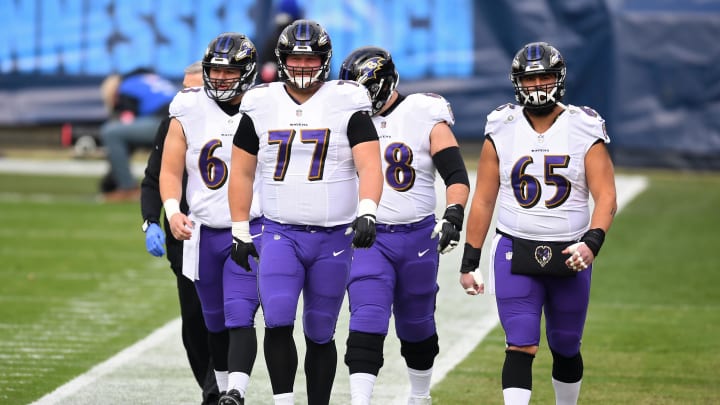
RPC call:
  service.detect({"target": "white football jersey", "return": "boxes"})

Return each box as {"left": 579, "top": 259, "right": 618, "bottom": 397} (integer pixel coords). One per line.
{"left": 487, "top": 103, "right": 610, "bottom": 241}
{"left": 373, "top": 93, "right": 455, "bottom": 224}
{"left": 240, "top": 81, "right": 372, "bottom": 226}
{"left": 170, "top": 87, "right": 261, "bottom": 228}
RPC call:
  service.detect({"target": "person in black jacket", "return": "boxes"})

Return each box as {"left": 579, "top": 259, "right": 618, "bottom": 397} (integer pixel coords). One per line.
{"left": 140, "top": 61, "right": 220, "bottom": 405}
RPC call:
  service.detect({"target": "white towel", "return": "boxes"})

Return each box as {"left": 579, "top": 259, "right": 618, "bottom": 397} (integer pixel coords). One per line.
{"left": 182, "top": 214, "right": 201, "bottom": 281}
{"left": 486, "top": 233, "right": 502, "bottom": 296}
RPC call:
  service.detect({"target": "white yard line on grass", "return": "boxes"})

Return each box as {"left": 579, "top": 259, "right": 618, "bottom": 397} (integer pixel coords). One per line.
{"left": 27, "top": 171, "right": 648, "bottom": 405}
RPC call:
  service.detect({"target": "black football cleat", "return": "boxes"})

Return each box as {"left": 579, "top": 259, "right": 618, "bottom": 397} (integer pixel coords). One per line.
{"left": 218, "top": 389, "right": 244, "bottom": 405}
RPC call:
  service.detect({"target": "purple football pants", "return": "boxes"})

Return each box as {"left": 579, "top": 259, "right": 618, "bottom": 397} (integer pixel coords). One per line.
{"left": 194, "top": 220, "right": 262, "bottom": 333}
{"left": 258, "top": 220, "right": 353, "bottom": 344}
{"left": 348, "top": 215, "right": 439, "bottom": 342}
{"left": 493, "top": 235, "right": 592, "bottom": 357}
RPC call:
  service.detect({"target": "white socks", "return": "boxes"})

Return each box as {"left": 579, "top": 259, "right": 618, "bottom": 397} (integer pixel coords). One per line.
{"left": 503, "top": 387, "right": 531, "bottom": 405}
{"left": 273, "top": 392, "right": 294, "bottom": 405}
{"left": 552, "top": 378, "right": 582, "bottom": 405}
{"left": 227, "top": 371, "right": 250, "bottom": 397}
{"left": 350, "top": 373, "right": 377, "bottom": 405}
{"left": 214, "top": 370, "right": 228, "bottom": 394}
{"left": 407, "top": 366, "right": 433, "bottom": 397}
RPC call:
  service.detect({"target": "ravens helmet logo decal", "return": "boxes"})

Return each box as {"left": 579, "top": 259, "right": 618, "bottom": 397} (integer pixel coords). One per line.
{"left": 357, "top": 57, "right": 385, "bottom": 85}
{"left": 234, "top": 40, "right": 256, "bottom": 61}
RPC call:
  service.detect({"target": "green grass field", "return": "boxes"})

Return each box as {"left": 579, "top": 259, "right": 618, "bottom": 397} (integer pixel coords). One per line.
{"left": 0, "top": 174, "right": 179, "bottom": 404}
{"left": 1, "top": 168, "right": 719, "bottom": 404}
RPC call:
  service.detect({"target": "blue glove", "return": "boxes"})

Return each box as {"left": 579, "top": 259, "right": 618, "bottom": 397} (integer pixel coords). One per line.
{"left": 145, "top": 222, "right": 166, "bottom": 257}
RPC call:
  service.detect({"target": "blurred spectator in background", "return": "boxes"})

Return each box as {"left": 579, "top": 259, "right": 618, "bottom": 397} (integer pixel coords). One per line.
{"left": 99, "top": 68, "right": 178, "bottom": 202}
{"left": 258, "top": 0, "right": 304, "bottom": 83}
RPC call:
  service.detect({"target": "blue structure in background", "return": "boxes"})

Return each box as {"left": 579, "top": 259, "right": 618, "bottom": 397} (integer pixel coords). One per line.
{"left": 0, "top": 0, "right": 718, "bottom": 169}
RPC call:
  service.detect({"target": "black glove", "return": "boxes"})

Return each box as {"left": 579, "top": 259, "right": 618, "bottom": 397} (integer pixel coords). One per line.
{"left": 345, "top": 214, "right": 377, "bottom": 248}
{"left": 460, "top": 243, "right": 481, "bottom": 273}
{"left": 432, "top": 204, "right": 464, "bottom": 254}
{"left": 231, "top": 237, "right": 259, "bottom": 272}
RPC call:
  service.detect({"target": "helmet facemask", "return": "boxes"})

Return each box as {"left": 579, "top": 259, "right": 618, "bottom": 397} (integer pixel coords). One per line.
{"left": 203, "top": 68, "right": 253, "bottom": 102}
{"left": 512, "top": 72, "right": 562, "bottom": 115}
{"left": 277, "top": 52, "right": 331, "bottom": 90}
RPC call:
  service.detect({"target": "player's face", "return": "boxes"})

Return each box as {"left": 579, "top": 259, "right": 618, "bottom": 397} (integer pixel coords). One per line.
{"left": 208, "top": 67, "right": 242, "bottom": 90}
{"left": 285, "top": 54, "right": 323, "bottom": 89}
{"left": 519, "top": 73, "right": 556, "bottom": 89}
{"left": 286, "top": 54, "right": 322, "bottom": 69}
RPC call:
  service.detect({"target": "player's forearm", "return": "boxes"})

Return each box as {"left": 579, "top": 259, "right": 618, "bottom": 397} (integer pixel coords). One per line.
{"left": 445, "top": 183, "right": 470, "bottom": 207}
{"left": 464, "top": 202, "right": 494, "bottom": 248}
{"left": 590, "top": 192, "right": 617, "bottom": 233}
{"left": 228, "top": 176, "right": 253, "bottom": 222}
{"left": 354, "top": 142, "right": 383, "bottom": 204}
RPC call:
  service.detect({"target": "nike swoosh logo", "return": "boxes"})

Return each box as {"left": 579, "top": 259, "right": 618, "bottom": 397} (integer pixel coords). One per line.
{"left": 418, "top": 249, "right": 430, "bottom": 257}
{"left": 333, "top": 250, "right": 345, "bottom": 257}
{"left": 250, "top": 233, "right": 262, "bottom": 239}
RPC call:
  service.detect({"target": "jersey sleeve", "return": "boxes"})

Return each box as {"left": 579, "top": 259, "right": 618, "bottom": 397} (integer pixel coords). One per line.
{"left": 484, "top": 103, "right": 518, "bottom": 139}
{"left": 168, "top": 87, "right": 202, "bottom": 119}
{"left": 568, "top": 104, "right": 611, "bottom": 148}
{"left": 409, "top": 93, "right": 455, "bottom": 126}
{"left": 238, "top": 83, "right": 269, "bottom": 117}
{"left": 331, "top": 80, "right": 373, "bottom": 113}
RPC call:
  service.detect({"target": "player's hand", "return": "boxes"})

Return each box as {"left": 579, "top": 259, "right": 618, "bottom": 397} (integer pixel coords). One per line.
{"left": 231, "top": 221, "right": 258, "bottom": 272}
{"left": 459, "top": 243, "right": 484, "bottom": 295}
{"left": 345, "top": 199, "right": 378, "bottom": 249}
{"left": 232, "top": 238, "right": 258, "bottom": 272}
{"left": 460, "top": 271, "right": 485, "bottom": 296}
{"left": 563, "top": 242, "right": 594, "bottom": 271}
{"left": 168, "top": 213, "right": 193, "bottom": 240}
{"left": 145, "top": 222, "right": 165, "bottom": 257}
{"left": 431, "top": 204, "right": 464, "bottom": 254}
{"left": 345, "top": 214, "right": 376, "bottom": 248}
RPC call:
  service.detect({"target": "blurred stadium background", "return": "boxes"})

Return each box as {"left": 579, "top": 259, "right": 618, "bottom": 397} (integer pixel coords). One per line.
{"left": 0, "top": 0, "right": 718, "bottom": 169}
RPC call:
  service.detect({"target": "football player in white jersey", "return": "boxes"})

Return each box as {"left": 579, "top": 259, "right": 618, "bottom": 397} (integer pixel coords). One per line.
{"left": 227, "top": 20, "right": 383, "bottom": 405}
{"left": 337, "top": 46, "right": 470, "bottom": 405}
{"left": 460, "top": 42, "right": 617, "bottom": 405}
{"left": 159, "top": 33, "right": 262, "bottom": 405}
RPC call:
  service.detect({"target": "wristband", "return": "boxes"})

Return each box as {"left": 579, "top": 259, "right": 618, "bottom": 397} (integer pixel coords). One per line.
{"left": 358, "top": 198, "right": 378, "bottom": 217}
{"left": 581, "top": 228, "right": 606, "bottom": 257}
{"left": 232, "top": 221, "right": 251, "bottom": 241}
{"left": 460, "top": 243, "right": 482, "bottom": 273}
{"left": 163, "top": 198, "right": 181, "bottom": 220}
